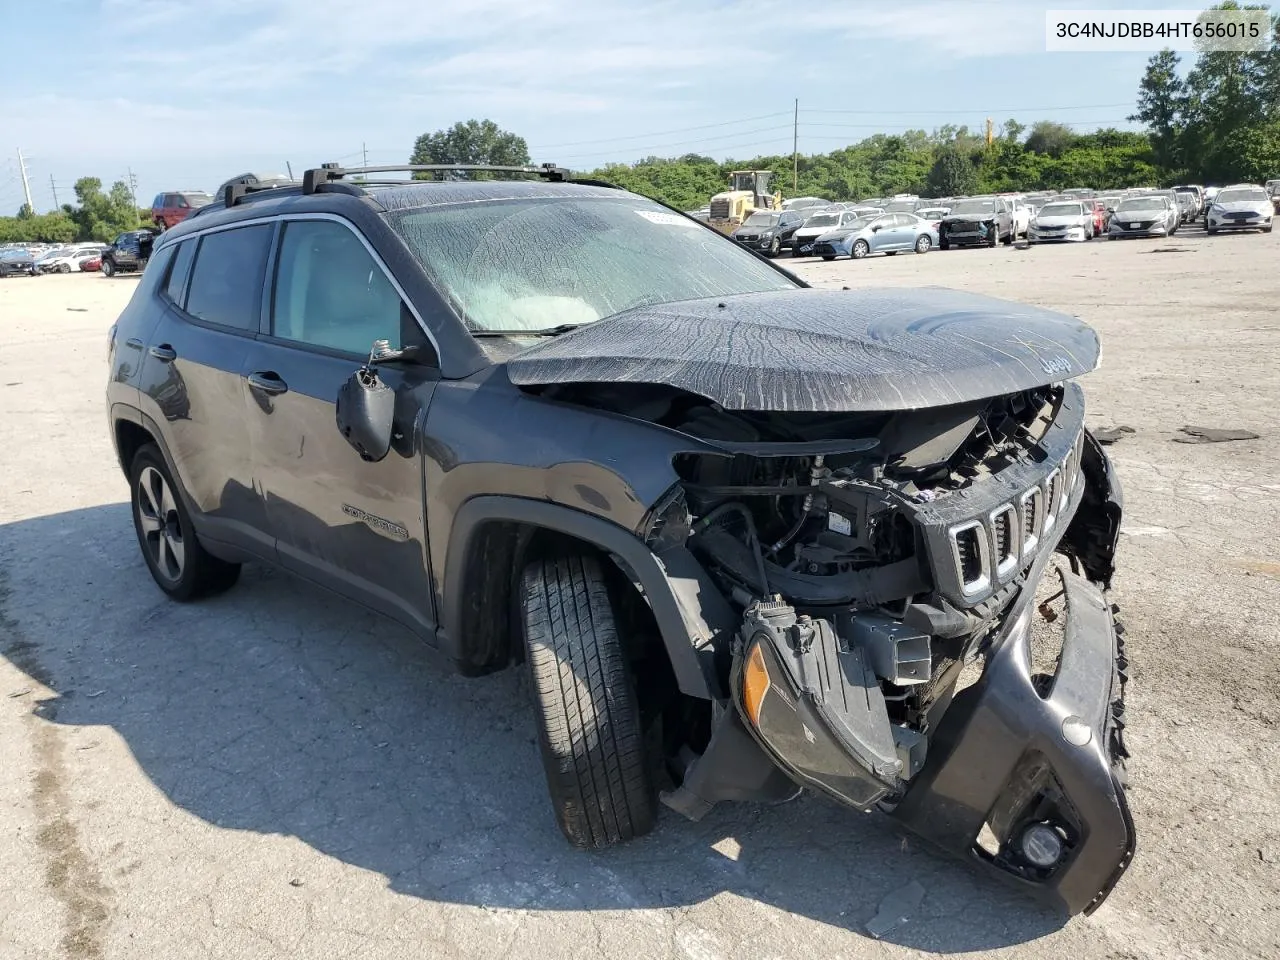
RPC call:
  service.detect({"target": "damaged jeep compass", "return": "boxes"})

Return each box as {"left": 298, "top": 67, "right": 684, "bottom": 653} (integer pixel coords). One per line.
{"left": 106, "top": 163, "right": 1133, "bottom": 915}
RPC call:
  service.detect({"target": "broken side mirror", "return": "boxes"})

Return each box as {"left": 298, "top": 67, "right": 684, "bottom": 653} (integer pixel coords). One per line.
{"left": 335, "top": 341, "right": 396, "bottom": 462}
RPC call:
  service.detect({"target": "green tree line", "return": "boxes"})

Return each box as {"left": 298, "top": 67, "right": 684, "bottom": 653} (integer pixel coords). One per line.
{"left": 0, "top": 177, "right": 143, "bottom": 244}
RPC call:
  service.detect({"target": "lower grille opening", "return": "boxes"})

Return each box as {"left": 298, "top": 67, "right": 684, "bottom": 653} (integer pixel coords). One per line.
{"left": 1030, "top": 561, "right": 1068, "bottom": 697}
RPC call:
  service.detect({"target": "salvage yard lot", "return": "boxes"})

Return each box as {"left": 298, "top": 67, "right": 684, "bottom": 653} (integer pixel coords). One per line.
{"left": 1, "top": 227, "right": 1277, "bottom": 960}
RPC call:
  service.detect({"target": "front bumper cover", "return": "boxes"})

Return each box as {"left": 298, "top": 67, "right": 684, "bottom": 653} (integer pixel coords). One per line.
{"left": 890, "top": 566, "right": 1133, "bottom": 914}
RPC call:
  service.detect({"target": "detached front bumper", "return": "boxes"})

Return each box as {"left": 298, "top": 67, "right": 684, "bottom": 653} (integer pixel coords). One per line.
{"left": 891, "top": 567, "right": 1133, "bottom": 915}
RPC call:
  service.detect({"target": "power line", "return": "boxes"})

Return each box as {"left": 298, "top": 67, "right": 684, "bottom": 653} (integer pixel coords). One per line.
{"left": 800, "top": 102, "right": 1136, "bottom": 115}
{"left": 530, "top": 112, "right": 793, "bottom": 150}
{"left": 554, "top": 124, "right": 795, "bottom": 161}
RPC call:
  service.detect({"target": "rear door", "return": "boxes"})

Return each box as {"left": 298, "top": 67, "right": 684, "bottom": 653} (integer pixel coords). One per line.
{"left": 135, "top": 225, "right": 275, "bottom": 556}
{"left": 242, "top": 215, "right": 441, "bottom": 636}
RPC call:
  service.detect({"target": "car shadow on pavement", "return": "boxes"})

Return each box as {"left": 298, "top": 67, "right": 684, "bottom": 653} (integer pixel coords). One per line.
{"left": 0, "top": 504, "right": 1066, "bottom": 951}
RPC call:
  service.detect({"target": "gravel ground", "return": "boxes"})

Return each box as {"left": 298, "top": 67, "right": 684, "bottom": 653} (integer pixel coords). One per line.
{"left": 1, "top": 223, "right": 1277, "bottom": 960}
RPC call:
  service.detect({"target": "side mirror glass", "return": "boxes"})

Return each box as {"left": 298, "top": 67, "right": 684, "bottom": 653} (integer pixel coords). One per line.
{"left": 336, "top": 357, "right": 394, "bottom": 462}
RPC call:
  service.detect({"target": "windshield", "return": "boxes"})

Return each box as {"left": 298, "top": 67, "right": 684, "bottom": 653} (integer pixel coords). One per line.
{"left": 1216, "top": 188, "right": 1267, "bottom": 203}
{"left": 183, "top": 193, "right": 214, "bottom": 207}
{"left": 1038, "top": 203, "right": 1084, "bottom": 217}
{"left": 743, "top": 212, "right": 780, "bottom": 226}
{"left": 884, "top": 200, "right": 916, "bottom": 212}
{"left": 803, "top": 214, "right": 839, "bottom": 227}
{"left": 949, "top": 199, "right": 996, "bottom": 215}
{"left": 387, "top": 195, "right": 797, "bottom": 333}
{"left": 1117, "top": 198, "right": 1164, "bottom": 212}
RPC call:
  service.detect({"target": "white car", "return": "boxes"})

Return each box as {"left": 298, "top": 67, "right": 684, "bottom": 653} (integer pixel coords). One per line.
{"left": 35, "top": 247, "right": 102, "bottom": 274}
{"left": 1028, "top": 201, "right": 1094, "bottom": 243}
{"left": 1206, "top": 184, "right": 1273, "bottom": 234}
{"left": 790, "top": 210, "right": 861, "bottom": 257}
{"left": 1011, "top": 200, "right": 1032, "bottom": 239}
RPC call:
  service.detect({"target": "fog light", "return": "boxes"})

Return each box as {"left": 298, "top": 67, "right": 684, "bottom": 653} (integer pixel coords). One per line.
{"left": 1019, "top": 822, "right": 1065, "bottom": 868}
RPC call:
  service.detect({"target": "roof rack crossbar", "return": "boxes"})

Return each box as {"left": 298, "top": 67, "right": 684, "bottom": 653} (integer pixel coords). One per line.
{"left": 301, "top": 162, "right": 571, "bottom": 194}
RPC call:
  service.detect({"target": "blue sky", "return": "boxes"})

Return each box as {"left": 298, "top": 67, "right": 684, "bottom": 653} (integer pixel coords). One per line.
{"left": 0, "top": 0, "right": 1240, "bottom": 211}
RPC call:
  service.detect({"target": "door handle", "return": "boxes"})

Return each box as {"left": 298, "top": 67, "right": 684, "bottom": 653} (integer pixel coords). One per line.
{"left": 149, "top": 344, "right": 176, "bottom": 362}
{"left": 126, "top": 337, "right": 145, "bottom": 349}
{"left": 247, "top": 372, "right": 289, "bottom": 396}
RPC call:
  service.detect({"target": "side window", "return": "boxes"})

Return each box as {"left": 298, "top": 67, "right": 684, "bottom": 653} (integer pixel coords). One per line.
{"left": 184, "top": 225, "right": 273, "bottom": 331}
{"left": 165, "top": 240, "right": 195, "bottom": 304}
{"left": 151, "top": 194, "right": 164, "bottom": 209}
{"left": 270, "top": 219, "right": 411, "bottom": 356}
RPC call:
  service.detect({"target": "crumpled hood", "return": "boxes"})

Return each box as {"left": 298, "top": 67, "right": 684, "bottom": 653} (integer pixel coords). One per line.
{"left": 506, "top": 287, "right": 1100, "bottom": 412}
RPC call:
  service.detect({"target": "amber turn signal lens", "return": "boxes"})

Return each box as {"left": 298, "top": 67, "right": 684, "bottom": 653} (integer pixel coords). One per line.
{"left": 742, "top": 641, "right": 771, "bottom": 727}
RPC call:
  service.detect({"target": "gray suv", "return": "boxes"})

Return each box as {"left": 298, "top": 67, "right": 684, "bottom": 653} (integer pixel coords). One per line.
{"left": 106, "top": 164, "right": 1133, "bottom": 915}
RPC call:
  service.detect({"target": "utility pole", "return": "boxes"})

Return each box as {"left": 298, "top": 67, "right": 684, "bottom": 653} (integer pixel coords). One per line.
{"left": 985, "top": 117, "right": 994, "bottom": 148}
{"left": 792, "top": 99, "right": 799, "bottom": 193}
{"left": 286, "top": 161, "right": 294, "bottom": 181}
{"left": 16, "top": 147, "right": 34, "bottom": 215}
{"left": 49, "top": 175, "right": 58, "bottom": 208}
{"left": 126, "top": 167, "right": 138, "bottom": 207}
{"left": 362, "top": 142, "right": 368, "bottom": 167}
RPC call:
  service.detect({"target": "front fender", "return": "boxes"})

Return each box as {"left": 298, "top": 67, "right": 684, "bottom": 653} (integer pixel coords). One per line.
{"left": 441, "top": 496, "right": 735, "bottom": 700}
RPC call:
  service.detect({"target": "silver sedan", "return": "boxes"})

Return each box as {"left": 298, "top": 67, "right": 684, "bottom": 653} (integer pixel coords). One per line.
{"left": 812, "top": 213, "right": 939, "bottom": 260}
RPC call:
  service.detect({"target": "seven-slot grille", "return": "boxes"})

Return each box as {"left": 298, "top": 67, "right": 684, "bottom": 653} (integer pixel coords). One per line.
{"left": 947, "top": 431, "right": 1084, "bottom": 597}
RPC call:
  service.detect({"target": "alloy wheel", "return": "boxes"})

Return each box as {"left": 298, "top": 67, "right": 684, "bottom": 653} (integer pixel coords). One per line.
{"left": 136, "top": 466, "right": 185, "bottom": 582}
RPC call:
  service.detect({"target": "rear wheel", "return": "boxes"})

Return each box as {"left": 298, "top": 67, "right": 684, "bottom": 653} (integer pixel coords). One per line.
{"left": 851, "top": 239, "right": 870, "bottom": 260}
{"left": 130, "top": 444, "right": 240, "bottom": 601}
{"left": 520, "top": 553, "right": 657, "bottom": 848}
{"left": 914, "top": 234, "right": 932, "bottom": 254}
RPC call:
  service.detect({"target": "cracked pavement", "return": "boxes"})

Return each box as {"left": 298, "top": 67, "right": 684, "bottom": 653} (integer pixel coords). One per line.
{"left": 2, "top": 225, "right": 1278, "bottom": 958}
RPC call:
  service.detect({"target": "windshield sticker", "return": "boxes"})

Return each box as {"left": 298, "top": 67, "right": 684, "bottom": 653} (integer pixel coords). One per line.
{"left": 635, "top": 210, "right": 701, "bottom": 227}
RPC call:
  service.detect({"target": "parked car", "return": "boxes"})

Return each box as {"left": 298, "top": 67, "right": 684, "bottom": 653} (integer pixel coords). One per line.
{"left": 34, "top": 245, "right": 105, "bottom": 274}
{"left": 80, "top": 256, "right": 102, "bottom": 272}
{"left": 1266, "top": 180, "right": 1280, "bottom": 213}
{"left": 791, "top": 210, "right": 861, "bottom": 257}
{"left": 1107, "top": 195, "right": 1179, "bottom": 238}
{"left": 913, "top": 206, "right": 950, "bottom": 231}
{"left": 938, "top": 196, "right": 1015, "bottom": 248}
{"left": 847, "top": 204, "right": 886, "bottom": 219}
{"left": 781, "top": 196, "right": 831, "bottom": 212}
{"left": 106, "top": 164, "right": 1132, "bottom": 916}
{"left": 101, "top": 230, "right": 157, "bottom": 276}
{"left": 1028, "top": 201, "right": 1095, "bottom": 243}
{"left": 211, "top": 171, "right": 297, "bottom": 202}
{"left": 150, "top": 191, "right": 215, "bottom": 231}
{"left": 0, "top": 249, "right": 36, "bottom": 277}
{"left": 1170, "top": 190, "right": 1198, "bottom": 224}
{"left": 731, "top": 210, "right": 808, "bottom": 256}
{"left": 1010, "top": 199, "right": 1032, "bottom": 240}
{"left": 882, "top": 197, "right": 919, "bottom": 214}
{"left": 1171, "top": 185, "right": 1203, "bottom": 221}
{"left": 1206, "top": 184, "right": 1274, "bottom": 234}
{"left": 813, "top": 213, "right": 938, "bottom": 259}
{"left": 685, "top": 207, "right": 711, "bottom": 223}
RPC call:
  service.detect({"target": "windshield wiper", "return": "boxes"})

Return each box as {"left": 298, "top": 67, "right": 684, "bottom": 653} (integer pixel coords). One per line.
{"left": 470, "top": 323, "right": 588, "bottom": 338}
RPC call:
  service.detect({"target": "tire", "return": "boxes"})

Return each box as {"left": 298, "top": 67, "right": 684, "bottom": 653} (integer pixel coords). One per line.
{"left": 1264, "top": 224, "right": 1273, "bottom": 233}
{"left": 59, "top": 263, "right": 71, "bottom": 273}
{"left": 130, "top": 444, "right": 240, "bottom": 601}
{"left": 940, "top": 238, "right": 950, "bottom": 250}
{"left": 101, "top": 257, "right": 115, "bottom": 277}
{"left": 520, "top": 553, "right": 656, "bottom": 848}
{"left": 768, "top": 236, "right": 780, "bottom": 257}
{"left": 915, "top": 234, "right": 932, "bottom": 254}
{"left": 989, "top": 229, "right": 999, "bottom": 248}
{"left": 851, "top": 239, "right": 870, "bottom": 260}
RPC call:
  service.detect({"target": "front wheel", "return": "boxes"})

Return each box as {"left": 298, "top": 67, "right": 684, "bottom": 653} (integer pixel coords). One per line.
{"left": 851, "top": 239, "right": 870, "bottom": 260}
{"left": 130, "top": 444, "right": 240, "bottom": 600}
{"left": 768, "top": 236, "right": 780, "bottom": 257}
{"left": 520, "top": 553, "right": 657, "bottom": 848}
{"left": 59, "top": 263, "right": 71, "bottom": 273}
{"left": 939, "top": 238, "right": 950, "bottom": 250}
{"left": 915, "top": 234, "right": 932, "bottom": 254}
{"left": 101, "top": 258, "right": 116, "bottom": 277}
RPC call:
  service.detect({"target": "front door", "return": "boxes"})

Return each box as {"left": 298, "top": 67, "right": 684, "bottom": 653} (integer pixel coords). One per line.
{"left": 243, "top": 216, "right": 440, "bottom": 637}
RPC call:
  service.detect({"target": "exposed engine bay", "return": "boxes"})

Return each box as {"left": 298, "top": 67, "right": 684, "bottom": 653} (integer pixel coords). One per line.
{"left": 543, "top": 376, "right": 1099, "bottom": 811}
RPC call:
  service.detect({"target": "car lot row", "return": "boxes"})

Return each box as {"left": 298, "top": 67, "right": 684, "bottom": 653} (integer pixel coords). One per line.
{"left": 725, "top": 182, "right": 1277, "bottom": 262}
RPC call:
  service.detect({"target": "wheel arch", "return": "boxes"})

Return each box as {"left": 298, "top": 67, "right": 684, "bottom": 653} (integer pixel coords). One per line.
{"left": 440, "top": 496, "right": 730, "bottom": 700}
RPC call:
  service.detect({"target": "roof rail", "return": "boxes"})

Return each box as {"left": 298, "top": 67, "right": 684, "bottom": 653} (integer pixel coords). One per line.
{"left": 301, "top": 162, "right": 572, "bottom": 195}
